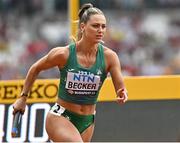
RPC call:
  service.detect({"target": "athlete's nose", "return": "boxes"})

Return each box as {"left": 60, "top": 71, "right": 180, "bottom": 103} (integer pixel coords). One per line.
{"left": 97, "top": 26, "right": 103, "bottom": 33}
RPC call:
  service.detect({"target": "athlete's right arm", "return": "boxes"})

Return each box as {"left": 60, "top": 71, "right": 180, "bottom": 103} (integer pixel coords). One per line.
{"left": 13, "top": 46, "right": 69, "bottom": 114}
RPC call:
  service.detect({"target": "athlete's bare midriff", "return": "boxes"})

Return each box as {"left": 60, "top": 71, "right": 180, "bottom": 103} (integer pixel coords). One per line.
{"left": 56, "top": 98, "right": 96, "bottom": 115}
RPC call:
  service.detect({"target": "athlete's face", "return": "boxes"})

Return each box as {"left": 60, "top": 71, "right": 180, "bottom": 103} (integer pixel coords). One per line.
{"left": 81, "top": 14, "right": 106, "bottom": 43}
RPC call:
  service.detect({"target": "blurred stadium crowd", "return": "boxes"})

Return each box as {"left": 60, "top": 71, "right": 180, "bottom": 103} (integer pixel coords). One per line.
{"left": 0, "top": 0, "right": 180, "bottom": 80}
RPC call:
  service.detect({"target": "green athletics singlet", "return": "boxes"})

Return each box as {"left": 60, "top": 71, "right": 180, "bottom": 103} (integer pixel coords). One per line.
{"left": 58, "top": 43, "right": 107, "bottom": 105}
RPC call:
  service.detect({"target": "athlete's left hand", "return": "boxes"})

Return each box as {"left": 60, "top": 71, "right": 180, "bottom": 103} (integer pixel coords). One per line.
{"left": 116, "top": 88, "right": 128, "bottom": 104}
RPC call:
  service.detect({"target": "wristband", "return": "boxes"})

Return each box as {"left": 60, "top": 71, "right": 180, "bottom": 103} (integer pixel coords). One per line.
{"left": 20, "top": 93, "right": 28, "bottom": 97}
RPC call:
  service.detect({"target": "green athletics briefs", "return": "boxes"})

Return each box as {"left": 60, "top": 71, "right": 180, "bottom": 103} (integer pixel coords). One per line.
{"left": 50, "top": 103, "right": 95, "bottom": 133}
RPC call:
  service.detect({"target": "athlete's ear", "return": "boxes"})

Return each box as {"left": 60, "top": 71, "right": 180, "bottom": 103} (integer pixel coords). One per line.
{"left": 80, "top": 23, "right": 85, "bottom": 33}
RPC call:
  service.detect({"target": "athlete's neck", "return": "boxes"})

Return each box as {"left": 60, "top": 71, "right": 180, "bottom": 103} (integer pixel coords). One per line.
{"left": 76, "top": 39, "right": 98, "bottom": 55}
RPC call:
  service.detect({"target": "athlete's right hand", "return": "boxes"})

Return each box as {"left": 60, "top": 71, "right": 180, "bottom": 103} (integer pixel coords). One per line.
{"left": 12, "top": 96, "right": 27, "bottom": 115}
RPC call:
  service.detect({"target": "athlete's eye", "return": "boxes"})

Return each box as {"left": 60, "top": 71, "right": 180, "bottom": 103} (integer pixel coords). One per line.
{"left": 92, "top": 24, "right": 99, "bottom": 28}
{"left": 91, "top": 24, "right": 106, "bottom": 29}
{"left": 102, "top": 24, "right": 106, "bottom": 29}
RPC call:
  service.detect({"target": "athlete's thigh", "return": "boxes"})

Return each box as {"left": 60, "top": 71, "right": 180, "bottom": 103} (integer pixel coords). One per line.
{"left": 81, "top": 123, "right": 95, "bottom": 142}
{"left": 45, "top": 112, "right": 83, "bottom": 142}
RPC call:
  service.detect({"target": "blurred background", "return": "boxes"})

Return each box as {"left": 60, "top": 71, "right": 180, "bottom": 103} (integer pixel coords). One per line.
{"left": 0, "top": 0, "right": 180, "bottom": 80}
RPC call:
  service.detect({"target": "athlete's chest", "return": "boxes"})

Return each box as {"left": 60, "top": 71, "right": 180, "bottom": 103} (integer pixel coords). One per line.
{"left": 76, "top": 53, "right": 97, "bottom": 69}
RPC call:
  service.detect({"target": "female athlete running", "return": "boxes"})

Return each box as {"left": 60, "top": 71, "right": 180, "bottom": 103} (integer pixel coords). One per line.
{"left": 12, "top": 3, "right": 128, "bottom": 142}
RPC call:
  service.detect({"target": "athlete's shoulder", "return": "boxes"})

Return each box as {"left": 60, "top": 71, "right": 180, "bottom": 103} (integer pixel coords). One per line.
{"left": 46, "top": 45, "right": 69, "bottom": 66}
{"left": 48, "top": 45, "right": 69, "bottom": 58}
{"left": 103, "top": 45, "right": 120, "bottom": 69}
{"left": 50, "top": 45, "right": 69, "bottom": 54}
{"left": 102, "top": 45, "right": 118, "bottom": 58}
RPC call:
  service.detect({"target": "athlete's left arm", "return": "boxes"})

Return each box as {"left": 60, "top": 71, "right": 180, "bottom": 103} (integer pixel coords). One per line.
{"left": 105, "top": 49, "right": 128, "bottom": 104}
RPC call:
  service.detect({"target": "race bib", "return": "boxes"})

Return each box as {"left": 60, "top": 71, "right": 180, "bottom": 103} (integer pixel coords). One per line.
{"left": 65, "top": 72, "right": 100, "bottom": 91}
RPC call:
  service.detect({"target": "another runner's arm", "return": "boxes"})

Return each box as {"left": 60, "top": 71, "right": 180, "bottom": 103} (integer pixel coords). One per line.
{"left": 21, "top": 46, "right": 68, "bottom": 96}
